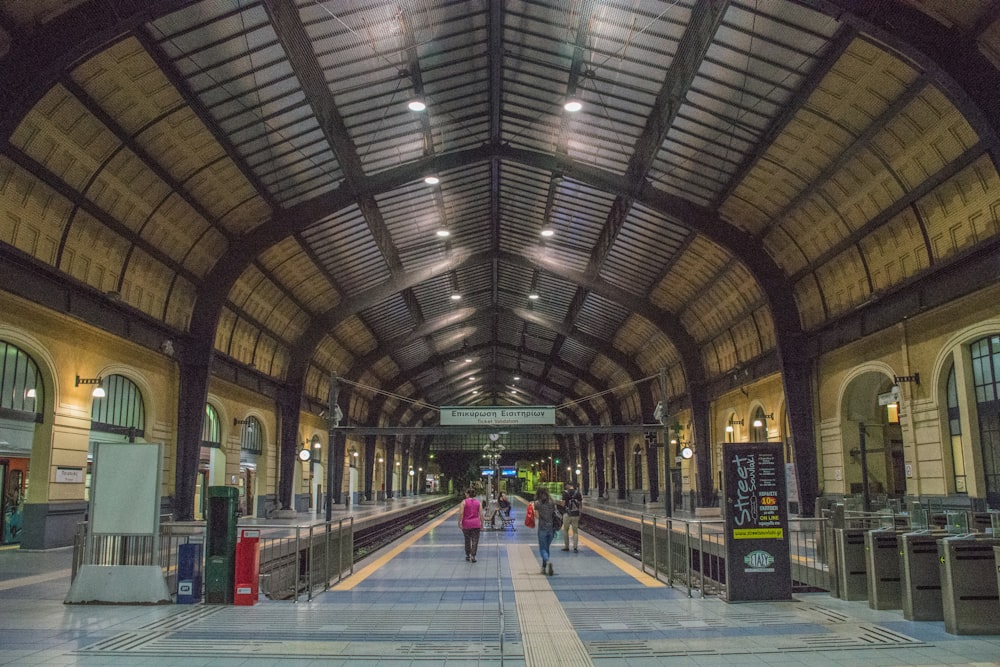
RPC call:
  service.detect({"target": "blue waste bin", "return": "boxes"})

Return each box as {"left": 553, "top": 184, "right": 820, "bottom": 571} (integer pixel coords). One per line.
{"left": 177, "top": 542, "right": 203, "bottom": 604}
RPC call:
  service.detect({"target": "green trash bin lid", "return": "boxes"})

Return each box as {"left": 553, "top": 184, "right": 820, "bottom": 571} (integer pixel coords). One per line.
{"left": 208, "top": 485, "right": 239, "bottom": 499}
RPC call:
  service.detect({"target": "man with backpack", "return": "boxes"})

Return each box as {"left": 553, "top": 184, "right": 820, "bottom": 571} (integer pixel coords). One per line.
{"left": 560, "top": 481, "right": 583, "bottom": 552}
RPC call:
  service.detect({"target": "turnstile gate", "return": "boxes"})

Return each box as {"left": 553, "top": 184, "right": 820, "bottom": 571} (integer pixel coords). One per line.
{"left": 939, "top": 536, "right": 1000, "bottom": 635}
{"left": 900, "top": 531, "right": 945, "bottom": 621}
{"left": 865, "top": 528, "right": 901, "bottom": 610}
{"left": 834, "top": 528, "right": 868, "bottom": 601}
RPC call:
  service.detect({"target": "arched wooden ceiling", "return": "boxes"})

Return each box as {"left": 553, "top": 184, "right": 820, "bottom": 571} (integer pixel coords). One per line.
{"left": 2, "top": 0, "right": 999, "bottom": 428}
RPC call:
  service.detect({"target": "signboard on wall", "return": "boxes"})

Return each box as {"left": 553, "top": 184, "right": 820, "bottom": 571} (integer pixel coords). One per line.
{"left": 722, "top": 442, "right": 792, "bottom": 602}
{"left": 55, "top": 466, "right": 85, "bottom": 483}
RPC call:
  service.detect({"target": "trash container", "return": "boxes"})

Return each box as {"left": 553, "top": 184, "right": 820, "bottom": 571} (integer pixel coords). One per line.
{"left": 177, "top": 542, "right": 203, "bottom": 604}
{"left": 939, "top": 535, "right": 1000, "bottom": 634}
{"left": 205, "top": 486, "right": 239, "bottom": 604}
{"left": 234, "top": 529, "right": 261, "bottom": 606}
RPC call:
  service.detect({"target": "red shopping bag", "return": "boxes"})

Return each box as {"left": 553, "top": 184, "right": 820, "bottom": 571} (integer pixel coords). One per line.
{"left": 524, "top": 501, "right": 535, "bottom": 528}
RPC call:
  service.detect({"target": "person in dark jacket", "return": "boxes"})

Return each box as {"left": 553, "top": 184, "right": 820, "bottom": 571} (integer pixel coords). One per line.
{"left": 532, "top": 487, "right": 557, "bottom": 575}
{"left": 560, "top": 481, "right": 583, "bottom": 552}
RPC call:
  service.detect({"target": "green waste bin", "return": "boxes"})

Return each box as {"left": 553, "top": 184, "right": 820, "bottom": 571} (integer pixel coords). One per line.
{"left": 205, "top": 486, "right": 239, "bottom": 604}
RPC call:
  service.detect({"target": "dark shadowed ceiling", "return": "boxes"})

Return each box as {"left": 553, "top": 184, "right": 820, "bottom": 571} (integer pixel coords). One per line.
{"left": 2, "top": 0, "right": 999, "bottom": 430}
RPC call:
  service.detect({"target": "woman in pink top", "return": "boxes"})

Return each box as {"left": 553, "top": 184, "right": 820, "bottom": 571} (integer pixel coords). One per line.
{"left": 458, "top": 487, "right": 485, "bottom": 562}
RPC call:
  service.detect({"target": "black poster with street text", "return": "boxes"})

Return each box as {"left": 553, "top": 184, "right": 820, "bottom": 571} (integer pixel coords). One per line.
{"left": 722, "top": 442, "right": 792, "bottom": 602}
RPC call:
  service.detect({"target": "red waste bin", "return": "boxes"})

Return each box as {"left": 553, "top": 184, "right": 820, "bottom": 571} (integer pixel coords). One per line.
{"left": 234, "top": 528, "right": 261, "bottom": 606}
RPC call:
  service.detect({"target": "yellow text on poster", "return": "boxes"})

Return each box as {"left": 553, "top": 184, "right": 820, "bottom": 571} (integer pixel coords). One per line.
{"left": 733, "top": 528, "right": 784, "bottom": 539}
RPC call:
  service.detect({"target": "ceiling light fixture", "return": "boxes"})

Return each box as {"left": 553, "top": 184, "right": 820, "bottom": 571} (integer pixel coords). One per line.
{"left": 424, "top": 175, "right": 439, "bottom": 185}
{"left": 450, "top": 294, "right": 462, "bottom": 300}
{"left": 528, "top": 293, "right": 539, "bottom": 300}
{"left": 540, "top": 229, "right": 554, "bottom": 237}
{"left": 564, "top": 98, "right": 582, "bottom": 112}
{"left": 436, "top": 229, "right": 450, "bottom": 237}
{"left": 408, "top": 99, "right": 426, "bottom": 111}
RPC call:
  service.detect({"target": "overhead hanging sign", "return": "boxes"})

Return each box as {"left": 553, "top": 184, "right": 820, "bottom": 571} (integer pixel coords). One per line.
{"left": 441, "top": 406, "right": 555, "bottom": 426}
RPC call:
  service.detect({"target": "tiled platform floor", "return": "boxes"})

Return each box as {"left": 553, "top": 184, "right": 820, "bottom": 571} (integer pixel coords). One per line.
{"left": 1, "top": 498, "right": 999, "bottom": 666}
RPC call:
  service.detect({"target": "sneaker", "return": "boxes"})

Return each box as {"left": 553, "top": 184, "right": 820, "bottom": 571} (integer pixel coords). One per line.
{"left": 541, "top": 560, "right": 547, "bottom": 574}
{"left": 465, "top": 555, "right": 470, "bottom": 561}
{"left": 471, "top": 557, "right": 477, "bottom": 563}
{"left": 547, "top": 562, "right": 554, "bottom": 576}
{"left": 561, "top": 548, "right": 569, "bottom": 551}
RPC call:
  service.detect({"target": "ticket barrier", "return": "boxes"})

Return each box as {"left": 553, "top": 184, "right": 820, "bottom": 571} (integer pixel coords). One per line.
{"left": 996, "top": 546, "right": 1000, "bottom": 601}
{"left": 900, "top": 531, "right": 945, "bottom": 621}
{"left": 834, "top": 528, "right": 868, "bottom": 601}
{"left": 864, "top": 528, "right": 901, "bottom": 610}
{"left": 939, "top": 535, "right": 1000, "bottom": 634}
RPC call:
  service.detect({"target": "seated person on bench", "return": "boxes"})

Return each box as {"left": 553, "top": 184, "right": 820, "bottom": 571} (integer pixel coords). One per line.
{"left": 497, "top": 493, "right": 511, "bottom": 517}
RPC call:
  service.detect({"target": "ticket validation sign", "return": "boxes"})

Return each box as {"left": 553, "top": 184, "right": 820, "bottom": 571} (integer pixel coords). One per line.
{"left": 722, "top": 442, "right": 792, "bottom": 602}
{"left": 441, "top": 406, "right": 555, "bottom": 426}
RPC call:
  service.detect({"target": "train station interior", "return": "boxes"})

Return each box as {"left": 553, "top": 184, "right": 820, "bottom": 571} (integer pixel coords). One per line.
{"left": 2, "top": 0, "right": 1000, "bottom": 663}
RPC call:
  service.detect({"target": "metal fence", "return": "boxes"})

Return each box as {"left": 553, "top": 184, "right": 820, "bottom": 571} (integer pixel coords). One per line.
{"left": 639, "top": 507, "right": 1000, "bottom": 600}
{"left": 638, "top": 514, "right": 833, "bottom": 598}
{"left": 72, "top": 518, "right": 354, "bottom": 603}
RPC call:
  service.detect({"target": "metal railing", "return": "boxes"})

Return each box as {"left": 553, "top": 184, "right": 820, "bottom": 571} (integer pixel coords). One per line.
{"left": 72, "top": 518, "right": 354, "bottom": 603}
{"left": 639, "top": 514, "right": 833, "bottom": 598}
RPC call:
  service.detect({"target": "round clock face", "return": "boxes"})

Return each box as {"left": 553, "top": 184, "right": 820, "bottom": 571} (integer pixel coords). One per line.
{"left": 298, "top": 448, "right": 311, "bottom": 461}
{"left": 488, "top": 433, "right": 499, "bottom": 441}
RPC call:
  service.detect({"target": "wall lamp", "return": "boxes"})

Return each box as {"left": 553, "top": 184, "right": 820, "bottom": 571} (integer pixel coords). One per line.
{"left": 726, "top": 417, "right": 743, "bottom": 433}
{"left": 752, "top": 413, "right": 774, "bottom": 428}
{"left": 233, "top": 418, "right": 253, "bottom": 427}
{"left": 75, "top": 375, "right": 105, "bottom": 398}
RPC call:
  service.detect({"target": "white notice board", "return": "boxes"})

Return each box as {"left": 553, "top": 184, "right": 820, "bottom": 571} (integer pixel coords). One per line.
{"left": 90, "top": 443, "right": 162, "bottom": 536}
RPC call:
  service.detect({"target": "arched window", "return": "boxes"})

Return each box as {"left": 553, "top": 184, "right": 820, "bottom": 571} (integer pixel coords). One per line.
{"left": 946, "top": 366, "right": 967, "bottom": 493}
{"left": 90, "top": 374, "right": 145, "bottom": 439}
{"left": 238, "top": 416, "right": 263, "bottom": 456}
{"left": 751, "top": 407, "right": 768, "bottom": 442}
{"left": 970, "top": 335, "right": 1000, "bottom": 507}
{"left": 202, "top": 404, "right": 221, "bottom": 448}
{"left": 0, "top": 340, "right": 43, "bottom": 423}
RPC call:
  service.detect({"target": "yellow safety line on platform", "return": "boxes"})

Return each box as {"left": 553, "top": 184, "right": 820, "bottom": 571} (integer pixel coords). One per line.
{"left": 332, "top": 506, "right": 457, "bottom": 590}
{"left": 578, "top": 533, "right": 666, "bottom": 587}
{"left": 0, "top": 568, "right": 72, "bottom": 591}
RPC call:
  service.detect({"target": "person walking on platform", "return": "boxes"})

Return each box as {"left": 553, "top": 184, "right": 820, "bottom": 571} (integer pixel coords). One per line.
{"left": 458, "top": 487, "right": 484, "bottom": 562}
{"left": 560, "top": 481, "right": 583, "bottom": 552}
{"left": 532, "top": 487, "right": 557, "bottom": 575}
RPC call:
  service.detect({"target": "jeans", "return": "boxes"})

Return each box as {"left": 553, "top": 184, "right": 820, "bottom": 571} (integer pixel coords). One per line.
{"left": 537, "top": 527, "right": 555, "bottom": 564}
